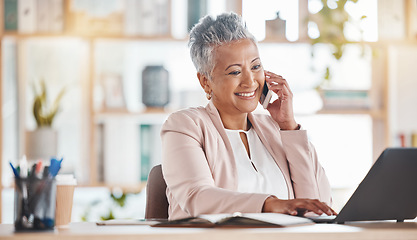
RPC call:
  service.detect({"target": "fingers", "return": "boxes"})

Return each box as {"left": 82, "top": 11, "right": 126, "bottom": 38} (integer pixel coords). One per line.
{"left": 284, "top": 199, "right": 337, "bottom": 216}
{"left": 304, "top": 199, "right": 335, "bottom": 216}
{"left": 263, "top": 197, "right": 337, "bottom": 217}
{"left": 264, "top": 71, "right": 292, "bottom": 97}
{"left": 329, "top": 206, "right": 338, "bottom": 215}
{"left": 278, "top": 84, "right": 292, "bottom": 101}
{"left": 265, "top": 71, "right": 287, "bottom": 87}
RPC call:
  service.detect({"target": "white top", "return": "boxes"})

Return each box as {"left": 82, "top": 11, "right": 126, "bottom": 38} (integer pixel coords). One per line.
{"left": 225, "top": 127, "right": 288, "bottom": 199}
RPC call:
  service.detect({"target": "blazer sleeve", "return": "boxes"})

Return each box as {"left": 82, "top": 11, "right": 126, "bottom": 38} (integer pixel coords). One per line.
{"left": 280, "top": 130, "right": 332, "bottom": 206}
{"left": 161, "top": 111, "right": 270, "bottom": 218}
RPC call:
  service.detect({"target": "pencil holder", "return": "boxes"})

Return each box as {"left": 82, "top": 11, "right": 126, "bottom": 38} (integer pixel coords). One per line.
{"left": 14, "top": 177, "right": 57, "bottom": 231}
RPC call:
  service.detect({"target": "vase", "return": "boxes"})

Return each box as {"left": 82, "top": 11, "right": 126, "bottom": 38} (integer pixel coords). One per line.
{"left": 25, "top": 127, "right": 58, "bottom": 161}
{"left": 142, "top": 65, "right": 170, "bottom": 108}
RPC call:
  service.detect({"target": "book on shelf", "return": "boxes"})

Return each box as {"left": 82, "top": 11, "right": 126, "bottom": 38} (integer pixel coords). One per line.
{"left": 36, "top": 0, "right": 49, "bottom": 32}
{"left": 49, "top": 0, "right": 64, "bottom": 32}
{"left": 153, "top": 212, "right": 314, "bottom": 228}
{"left": 320, "top": 89, "right": 371, "bottom": 110}
{"left": 4, "top": 0, "right": 18, "bottom": 31}
{"left": 413, "top": 134, "right": 417, "bottom": 148}
{"left": 139, "top": 124, "right": 163, "bottom": 181}
{"left": 140, "top": 124, "right": 152, "bottom": 182}
{"left": 124, "top": 0, "right": 170, "bottom": 36}
{"left": 6, "top": 0, "right": 64, "bottom": 33}
{"left": 68, "top": 0, "right": 124, "bottom": 35}
{"left": 396, "top": 132, "right": 417, "bottom": 148}
{"left": 36, "top": 0, "right": 65, "bottom": 33}
{"left": 102, "top": 119, "right": 140, "bottom": 185}
{"left": 96, "top": 123, "right": 105, "bottom": 182}
{"left": 123, "top": 0, "right": 139, "bottom": 36}
{"left": 377, "top": 0, "right": 406, "bottom": 40}
{"left": 18, "top": 0, "right": 37, "bottom": 33}
{"left": 187, "top": 0, "right": 207, "bottom": 33}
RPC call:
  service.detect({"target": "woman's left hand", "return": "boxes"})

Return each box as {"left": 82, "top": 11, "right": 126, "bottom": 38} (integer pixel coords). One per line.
{"left": 264, "top": 71, "right": 298, "bottom": 130}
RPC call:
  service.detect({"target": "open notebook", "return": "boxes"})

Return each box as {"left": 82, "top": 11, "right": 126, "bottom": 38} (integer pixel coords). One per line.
{"left": 152, "top": 212, "right": 313, "bottom": 228}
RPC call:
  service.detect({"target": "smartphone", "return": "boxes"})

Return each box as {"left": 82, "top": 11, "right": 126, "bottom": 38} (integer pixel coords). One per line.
{"left": 259, "top": 80, "right": 273, "bottom": 109}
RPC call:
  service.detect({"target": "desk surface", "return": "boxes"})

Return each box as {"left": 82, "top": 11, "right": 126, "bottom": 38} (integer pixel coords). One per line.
{"left": 1, "top": 221, "right": 417, "bottom": 240}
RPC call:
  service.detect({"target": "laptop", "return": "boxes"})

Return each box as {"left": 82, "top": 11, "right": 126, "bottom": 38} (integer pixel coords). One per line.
{"left": 308, "top": 148, "right": 417, "bottom": 224}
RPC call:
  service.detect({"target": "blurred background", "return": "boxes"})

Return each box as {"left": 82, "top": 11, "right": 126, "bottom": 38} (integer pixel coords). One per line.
{"left": 1, "top": 0, "right": 417, "bottom": 223}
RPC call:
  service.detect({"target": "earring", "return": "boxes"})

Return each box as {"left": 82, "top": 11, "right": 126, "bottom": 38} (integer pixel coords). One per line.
{"left": 206, "top": 92, "right": 212, "bottom": 100}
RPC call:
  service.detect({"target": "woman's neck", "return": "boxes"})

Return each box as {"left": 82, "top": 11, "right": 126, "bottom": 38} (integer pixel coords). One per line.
{"left": 217, "top": 111, "right": 250, "bottom": 131}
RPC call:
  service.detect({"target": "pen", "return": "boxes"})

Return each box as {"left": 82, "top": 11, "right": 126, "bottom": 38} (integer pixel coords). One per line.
{"left": 43, "top": 166, "right": 50, "bottom": 179}
{"left": 30, "top": 163, "right": 37, "bottom": 180}
{"left": 9, "top": 162, "right": 19, "bottom": 178}
{"left": 35, "top": 160, "right": 43, "bottom": 179}
{"left": 20, "top": 155, "right": 28, "bottom": 179}
{"left": 19, "top": 156, "right": 28, "bottom": 204}
{"left": 27, "top": 157, "right": 59, "bottom": 219}
{"left": 49, "top": 157, "right": 63, "bottom": 177}
{"left": 19, "top": 155, "right": 33, "bottom": 227}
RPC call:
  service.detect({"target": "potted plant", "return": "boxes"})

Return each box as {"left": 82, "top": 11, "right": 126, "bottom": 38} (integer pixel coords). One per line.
{"left": 308, "top": 0, "right": 366, "bottom": 88}
{"left": 308, "top": 0, "right": 370, "bottom": 109}
{"left": 25, "top": 80, "right": 65, "bottom": 161}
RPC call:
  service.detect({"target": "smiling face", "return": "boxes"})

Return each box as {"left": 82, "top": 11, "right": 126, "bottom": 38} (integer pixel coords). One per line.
{"left": 200, "top": 39, "right": 265, "bottom": 120}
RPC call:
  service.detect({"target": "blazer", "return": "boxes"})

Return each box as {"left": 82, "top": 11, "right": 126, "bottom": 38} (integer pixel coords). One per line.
{"left": 161, "top": 101, "right": 332, "bottom": 220}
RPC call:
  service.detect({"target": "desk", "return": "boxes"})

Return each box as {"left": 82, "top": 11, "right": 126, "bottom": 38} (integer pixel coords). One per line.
{"left": 1, "top": 221, "right": 417, "bottom": 240}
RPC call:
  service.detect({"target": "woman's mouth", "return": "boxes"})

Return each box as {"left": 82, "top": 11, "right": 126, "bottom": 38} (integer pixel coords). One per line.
{"left": 235, "top": 91, "right": 256, "bottom": 98}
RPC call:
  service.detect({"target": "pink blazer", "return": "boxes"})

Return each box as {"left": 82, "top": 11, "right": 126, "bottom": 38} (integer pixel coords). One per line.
{"left": 161, "top": 101, "right": 332, "bottom": 220}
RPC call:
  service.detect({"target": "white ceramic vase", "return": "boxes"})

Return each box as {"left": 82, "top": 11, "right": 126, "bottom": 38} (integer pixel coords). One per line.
{"left": 25, "top": 127, "right": 58, "bottom": 161}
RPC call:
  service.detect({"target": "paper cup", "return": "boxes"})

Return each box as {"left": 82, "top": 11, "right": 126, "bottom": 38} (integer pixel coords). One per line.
{"left": 55, "top": 174, "right": 77, "bottom": 228}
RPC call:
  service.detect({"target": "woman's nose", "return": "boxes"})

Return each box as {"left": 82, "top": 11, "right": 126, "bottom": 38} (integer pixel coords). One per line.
{"left": 241, "top": 69, "right": 256, "bottom": 87}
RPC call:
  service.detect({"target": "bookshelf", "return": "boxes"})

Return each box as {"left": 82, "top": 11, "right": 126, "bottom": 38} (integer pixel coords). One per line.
{"left": 0, "top": 0, "right": 242, "bottom": 192}
{"left": 1, "top": 0, "right": 417, "bottom": 222}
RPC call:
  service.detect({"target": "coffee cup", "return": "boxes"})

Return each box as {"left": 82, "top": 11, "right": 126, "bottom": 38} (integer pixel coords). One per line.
{"left": 55, "top": 174, "right": 77, "bottom": 228}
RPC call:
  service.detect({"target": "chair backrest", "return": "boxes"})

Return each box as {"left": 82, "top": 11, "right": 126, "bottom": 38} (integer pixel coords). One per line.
{"left": 145, "top": 164, "right": 169, "bottom": 220}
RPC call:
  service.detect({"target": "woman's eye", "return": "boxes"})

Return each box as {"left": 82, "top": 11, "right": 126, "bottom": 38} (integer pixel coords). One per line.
{"left": 228, "top": 70, "right": 241, "bottom": 75}
{"left": 252, "top": 64, "right": 261, "bottom": 70}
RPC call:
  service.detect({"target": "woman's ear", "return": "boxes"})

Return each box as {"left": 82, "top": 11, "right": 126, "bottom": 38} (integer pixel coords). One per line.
{"left": 197, "top": 72, "right": 211, "bottom": 93}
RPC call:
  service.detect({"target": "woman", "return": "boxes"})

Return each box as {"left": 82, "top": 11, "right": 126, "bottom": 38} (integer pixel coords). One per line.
{"left": 161, "top": 12, "right": 336, "bottom": 220}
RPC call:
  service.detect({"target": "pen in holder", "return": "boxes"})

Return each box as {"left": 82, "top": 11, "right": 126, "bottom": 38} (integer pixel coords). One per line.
{"left": 14, "top": 176, "right": 57, "bottom": 231}
{"left": 12, "top": 157, "right": 62, "bottom": 231}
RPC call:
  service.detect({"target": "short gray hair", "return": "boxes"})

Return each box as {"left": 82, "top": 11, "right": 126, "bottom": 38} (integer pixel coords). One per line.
{"left": 188, "top": 12, "right": 257, "bottom": 78}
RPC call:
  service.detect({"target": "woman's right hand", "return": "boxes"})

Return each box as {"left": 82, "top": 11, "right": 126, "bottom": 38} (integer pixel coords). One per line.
{"left": 262, "top": 196, "right": 337, "bottom": 216}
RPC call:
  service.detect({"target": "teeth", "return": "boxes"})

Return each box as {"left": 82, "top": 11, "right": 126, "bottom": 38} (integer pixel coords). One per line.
{"left": 236, "top": 91, "right": 255, "bottom": 97}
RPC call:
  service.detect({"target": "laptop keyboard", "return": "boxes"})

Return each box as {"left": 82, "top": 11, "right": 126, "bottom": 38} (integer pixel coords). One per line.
{"left": 307, "top": 215, "right": 337, "bottom": 223}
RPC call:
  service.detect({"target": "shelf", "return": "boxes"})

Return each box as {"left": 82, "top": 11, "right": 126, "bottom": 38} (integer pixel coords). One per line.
{"left": 3, "top": 34, "right": 415, "bottom": 45}
{"left": 0, "top": 32, "right": 186, "bottom": 41}
{"left": 0, "top": 182, "right": 148, "bottom": 194}
{"left": 259, "top": 38, "right": 417, "bottom": 46}
{"left": 97, "top": 107, "right": 170, "bottom": 115}
{"left": 367, "top": 39, "right": 417, "bottom": 46}
{"left": 78, "top": 182, "right": 147, "bottom": 194}
{"left": 317, "top": 109, "right": 385, "bottom": 119}
{"left": 95, "top": 109, "right": 170, "bottom": 125}
{"left": 3, "top": 30, "right": 416, "bottom": 45}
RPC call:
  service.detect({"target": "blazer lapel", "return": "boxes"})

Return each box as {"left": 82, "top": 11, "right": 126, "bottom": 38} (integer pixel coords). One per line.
{"left": 205, "top": 101, "right": 239, "bottom": 190}
{"left": 248, "top": 112, "right": 295, "bottom": 199}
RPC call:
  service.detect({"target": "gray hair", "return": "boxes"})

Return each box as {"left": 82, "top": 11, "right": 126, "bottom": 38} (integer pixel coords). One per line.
{"left": 188, "top": 12, "right": 257, "bottom": 78}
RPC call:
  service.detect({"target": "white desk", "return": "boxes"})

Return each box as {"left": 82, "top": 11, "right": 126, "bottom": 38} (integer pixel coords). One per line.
{"left": 1, "top": 221, "right": 417, "bottom": 240}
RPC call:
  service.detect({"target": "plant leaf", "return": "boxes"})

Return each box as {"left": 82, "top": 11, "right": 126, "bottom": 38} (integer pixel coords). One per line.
{"left": 31, "top": 79, "right": 66, "bottom": 128}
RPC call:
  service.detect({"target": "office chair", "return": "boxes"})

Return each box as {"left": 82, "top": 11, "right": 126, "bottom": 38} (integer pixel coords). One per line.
{"left": 145, "top": 164, "right": 169, "bottom": 220}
